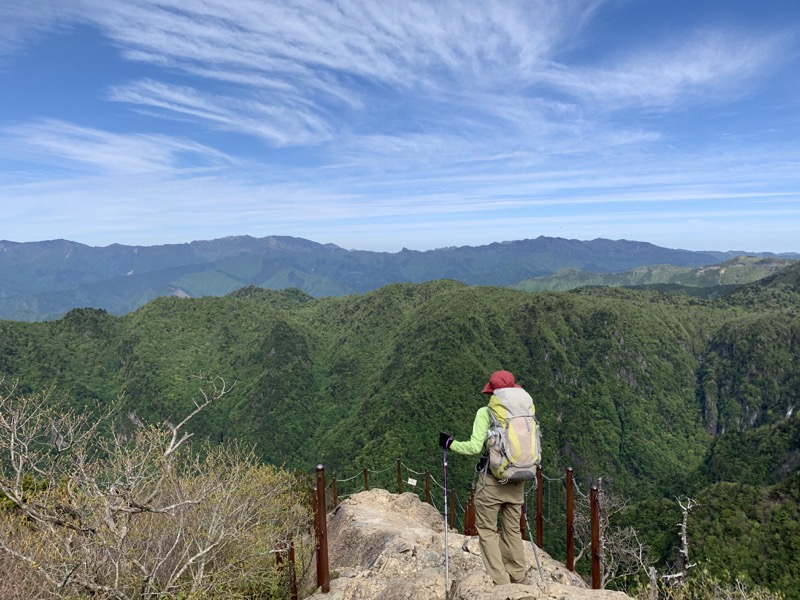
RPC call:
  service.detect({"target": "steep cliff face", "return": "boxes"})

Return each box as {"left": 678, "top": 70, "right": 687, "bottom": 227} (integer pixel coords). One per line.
{"left": 309, "top": 489, "right": 631, "bottom": 600}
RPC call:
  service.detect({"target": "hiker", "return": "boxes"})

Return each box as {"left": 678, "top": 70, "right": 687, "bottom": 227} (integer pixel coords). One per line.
{"left": 438, "top": 370, "right": 532, "bottom": 586}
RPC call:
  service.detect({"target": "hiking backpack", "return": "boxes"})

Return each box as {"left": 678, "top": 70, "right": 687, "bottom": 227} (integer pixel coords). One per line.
{"left": 485, "top": 387, "right": 541, "bottom": 483}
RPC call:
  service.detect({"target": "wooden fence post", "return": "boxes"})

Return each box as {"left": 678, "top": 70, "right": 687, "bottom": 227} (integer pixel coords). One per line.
{"left": 520, "top": 503, "right": 527, "bottom": 539}
{"left": 397, "top": 457, "right": 402, "bottom": 494}
{"left": 313, "top": 485, "right": 321, "bottom": 587}
{"left": 464, "top": 486, "right": 477, "bottom": 536}
{"left": 566, "top": 468, "right": 575, "bottom": 572}
{"left": 536, "top": 465, "right": 543, "bottom": 548}
{"left": 315, "top": 465, "right": 330, "bottom": 593}
{"left": 363, "top": 467, "right": 369, "bottom": 491}
{"left": 591, "top": 485, "right": 601, "bottom": 589}
{"left": 331, "top": 477, "right": 338, "bottom": 508}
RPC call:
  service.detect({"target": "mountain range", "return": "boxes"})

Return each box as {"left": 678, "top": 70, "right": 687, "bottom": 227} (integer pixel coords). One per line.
{"left": 1, "top": 235, "right": 797, "bottom": 321}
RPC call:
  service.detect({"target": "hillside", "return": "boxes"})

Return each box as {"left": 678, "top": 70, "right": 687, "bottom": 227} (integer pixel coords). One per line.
{"left": 512, "top": 256, "right": 797, "bottom": 294}
{"left": 1, "top": 235, "right": 797, "bottom": 321}
{"left": 0, "top": 262, "right": 799, "bottom": 596}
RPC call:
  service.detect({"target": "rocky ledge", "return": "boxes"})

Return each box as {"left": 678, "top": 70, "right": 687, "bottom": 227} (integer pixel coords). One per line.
{"left": 309, "top": 489, "right": 631, "bottom": 600}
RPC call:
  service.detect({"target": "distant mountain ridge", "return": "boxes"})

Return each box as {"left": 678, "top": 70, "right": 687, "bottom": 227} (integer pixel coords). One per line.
{"left": 0, "top": 235, "right": 797, "bottom": 321}
{"left": 512, "top": 256, "right": 798, "bottom": 293}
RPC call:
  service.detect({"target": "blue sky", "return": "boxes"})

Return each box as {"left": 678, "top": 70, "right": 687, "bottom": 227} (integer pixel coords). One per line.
{"left": 1, "top": 0, "right": 799, "bottom": 253}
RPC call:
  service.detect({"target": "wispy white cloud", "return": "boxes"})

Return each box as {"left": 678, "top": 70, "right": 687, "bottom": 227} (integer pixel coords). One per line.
{"left": 76, "top": 0, "right": 607, "bottom": 146}
{"left": 3, "top": 138, "right": 799, "bottom": 252}
{"left": 0, "top": 119, "right": 232, "bottom": 174}
{"left": 107, "top": 79, "right": 333, "bottom": 146}
{"left": 543, "top": 28, "right": 791, "bottom": 111}
{"left": 4, "top": 0, "right": 784, "bottom": 152}
{"left": 84, "top": 0, "right": 589, "bottom": 87}
{"left": 0, "top": 0, "right": 81, "bottom": 60}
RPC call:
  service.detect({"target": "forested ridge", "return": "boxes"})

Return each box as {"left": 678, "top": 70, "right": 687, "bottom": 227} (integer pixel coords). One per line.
{"left": 2, "top": 235, "right": 796, "bottom": 322}
{"left": 1, "top": 263, "right": 798, "bottom": 597}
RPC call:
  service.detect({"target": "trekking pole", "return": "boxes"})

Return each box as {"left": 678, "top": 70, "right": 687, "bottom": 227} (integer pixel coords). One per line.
{"left": 442, "top": 448, "right": 450, "bottom": 599}
{"left": 523, "top": 487, "right": 545, "bottom": 582}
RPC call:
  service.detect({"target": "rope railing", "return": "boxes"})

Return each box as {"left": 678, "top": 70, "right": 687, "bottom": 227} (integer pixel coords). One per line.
{"left": 299, "top": 460, "right": 606, "bottom": 594}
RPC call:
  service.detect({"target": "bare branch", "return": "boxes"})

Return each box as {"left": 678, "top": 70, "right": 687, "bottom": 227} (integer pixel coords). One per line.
{"left": 0, "top": 377, "right": 308, "bottom": 599}
{"left": 163, "top": 376, "right": 232, "bottom": 457}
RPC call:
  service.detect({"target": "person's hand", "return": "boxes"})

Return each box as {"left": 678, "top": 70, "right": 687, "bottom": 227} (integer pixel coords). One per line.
{"left": 438, "top": 431, "right": 453, "bottom": 449}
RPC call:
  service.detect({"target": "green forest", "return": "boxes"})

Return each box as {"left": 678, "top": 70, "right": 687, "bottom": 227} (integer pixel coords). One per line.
{"left": 1, "top": 263, "right": 798, "bottom": 598}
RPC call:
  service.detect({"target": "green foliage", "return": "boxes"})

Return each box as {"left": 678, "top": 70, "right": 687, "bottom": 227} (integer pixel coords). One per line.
{"left": 724, "top": 261, "right": 800, "bottom": 310}
{"left": 688, "top": 477, "right": 800, "bottom": 599}
{"left": 228, "top": 285, "right": 315, "bottom": 307}
{"left": 619, "top": 497, "right": 682, "bottom": 565}
{"left": 698, "top": 313, "right": 799, "bottom": 436}
{"left": 633, "top": 568, "right": 785, "bottom": 600}
{"left": 701, "top": 415, "right": 800, "bottom": 486}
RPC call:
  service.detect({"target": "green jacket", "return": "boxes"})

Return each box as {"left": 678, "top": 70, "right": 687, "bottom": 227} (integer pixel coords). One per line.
{"left": 449, "top": 406, "right": 491, "bottom": 456}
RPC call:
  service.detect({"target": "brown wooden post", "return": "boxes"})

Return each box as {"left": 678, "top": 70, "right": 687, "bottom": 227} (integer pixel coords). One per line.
{"left": 566, "top": 468, "right": 575, "bottom": 571}
{"left": 591, "top": 485, "right": 601, "bottom": 589}
{"left": 363, "top": 467, "right": 369, "bottom": 491}
{"left": 313, "top": 485, "right": 321, "bottom": 586}
{"left": 536, "top": 465, "right": 544, "bottom": 548}
{"left": 315, "top": 465, "right": 330, "bottom": 593}
{"left": 520, "top": 502, "right": 527, "bottom": 539}
{"left": 331, "top": 478, "right": 338, "bottom": 508}
{"left": 397, "top": 457, "right": 402, "bottom": 494}
{"left": 288, "top": 539, "right": 299, "bottom": 600}
{"left": 425, "top": 470, "right": 431, "bottom": 503}
{"left": 464, "top": 486, "right": 477, "bottom": 536}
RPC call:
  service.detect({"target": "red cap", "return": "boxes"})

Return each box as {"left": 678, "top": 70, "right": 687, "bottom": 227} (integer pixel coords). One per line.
{"left": 481, "top": 370, "right": 520, "bottom": 394}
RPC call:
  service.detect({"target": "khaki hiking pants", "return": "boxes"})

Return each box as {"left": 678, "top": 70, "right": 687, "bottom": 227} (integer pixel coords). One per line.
{"left": 474, "top": 474, "right": 527, "bottom": 585}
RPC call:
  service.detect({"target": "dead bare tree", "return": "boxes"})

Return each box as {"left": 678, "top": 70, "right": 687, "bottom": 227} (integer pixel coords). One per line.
{"left": 638, "top": 496, "right": 777, "bottom": 600}
{"left": 0, "top": 376, "right": 311, "bottom": 599}
{"left": 662, "top": 496, "right": 697, "bottom": 588}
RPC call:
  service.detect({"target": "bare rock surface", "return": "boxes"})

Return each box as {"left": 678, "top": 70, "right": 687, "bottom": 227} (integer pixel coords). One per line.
{"left": 309, "top": 489, "right": 631, "bottom": 600}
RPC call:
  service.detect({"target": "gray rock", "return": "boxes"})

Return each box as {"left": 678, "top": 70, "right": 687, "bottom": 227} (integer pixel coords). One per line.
{"left": 309, "top": 489, "right": 631, "bottom": 600}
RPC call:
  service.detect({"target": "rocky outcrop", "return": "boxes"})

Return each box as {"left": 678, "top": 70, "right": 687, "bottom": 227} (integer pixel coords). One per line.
{"left": 309, "top": 489, "right": 631, "bottom": 600}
